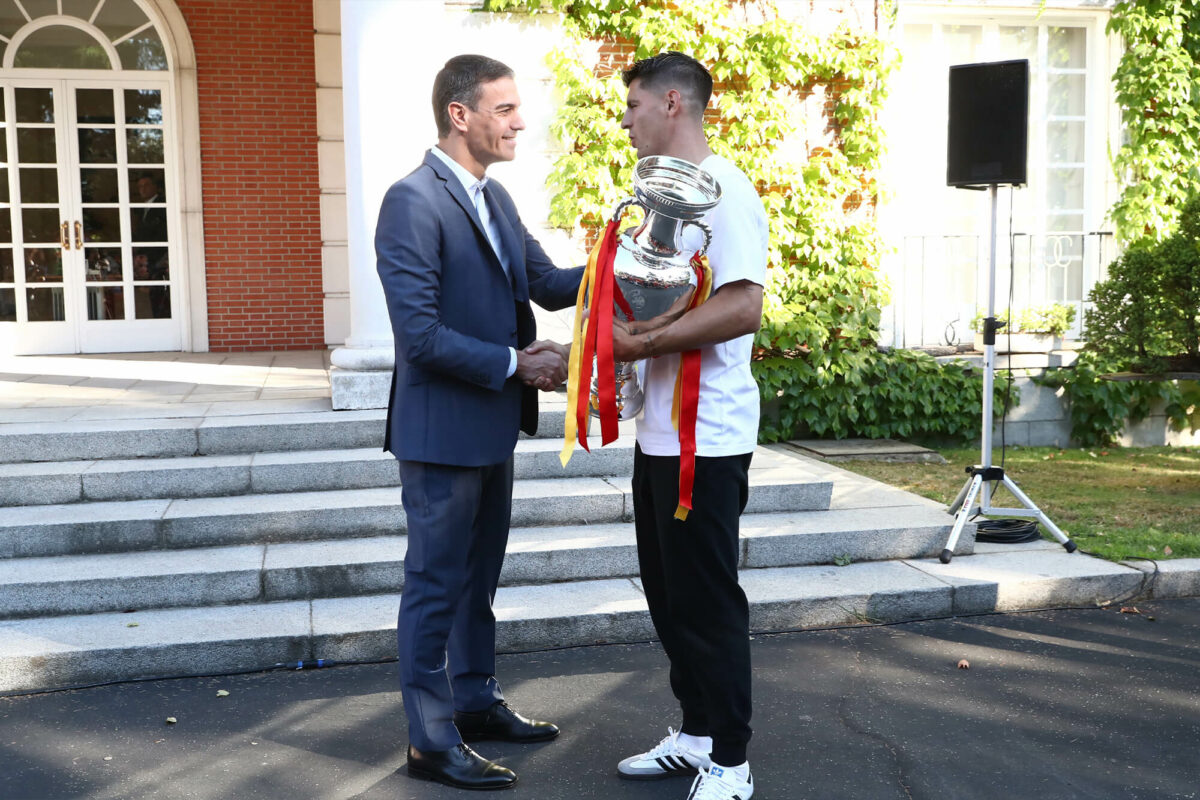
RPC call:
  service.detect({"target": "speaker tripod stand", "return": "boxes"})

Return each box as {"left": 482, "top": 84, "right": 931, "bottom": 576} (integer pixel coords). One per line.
{"left": 939, "top": 184, "right": 1077, "bottom": 563}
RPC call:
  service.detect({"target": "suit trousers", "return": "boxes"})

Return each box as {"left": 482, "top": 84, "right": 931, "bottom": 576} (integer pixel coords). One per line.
{"left": 632, "top": 444, "right": 753, "bottom": 767}
{"left": 396, "top": 457, "right": 513, "bottom": 751}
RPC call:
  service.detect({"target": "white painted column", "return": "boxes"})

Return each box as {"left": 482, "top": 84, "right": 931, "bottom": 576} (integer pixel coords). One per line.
{"left": 330, "top": 0, "right": 445, "bottom": 408}
{"left": 328, "top": 0, "right": 581, "bottom": 408}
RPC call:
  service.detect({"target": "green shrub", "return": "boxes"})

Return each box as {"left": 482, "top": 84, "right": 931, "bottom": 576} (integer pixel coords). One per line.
{"left": 756, "top": 348, "right": 1010, "bottom": 444}
{"left": 1035, "top": 352, "right": 1190, "bottom": 447}
{"left": 1084, "top": 196, "right": 1200, "bottom": 372}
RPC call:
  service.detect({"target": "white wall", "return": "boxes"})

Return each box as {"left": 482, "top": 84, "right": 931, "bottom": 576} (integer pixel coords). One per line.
{"left": 327, "top": 0, "right": 585, "bottom": 349}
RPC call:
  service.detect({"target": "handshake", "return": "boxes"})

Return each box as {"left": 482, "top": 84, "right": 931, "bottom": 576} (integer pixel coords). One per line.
{"left": 515, "top": 340, "right": 569, "bottom": 392}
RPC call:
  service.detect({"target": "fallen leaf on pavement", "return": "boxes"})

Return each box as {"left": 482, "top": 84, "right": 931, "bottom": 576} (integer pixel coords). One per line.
{"left": 957, "top": 659, "right": 970, "bottom": 669}
{"left": 165, "top": 717, "right": 177, "bottom": 724}
{"left": 1120, "top": 607, "right": 1141, "bottom": 614}
{"left": 216, "top": 690, "right": 229, "bottom": 698}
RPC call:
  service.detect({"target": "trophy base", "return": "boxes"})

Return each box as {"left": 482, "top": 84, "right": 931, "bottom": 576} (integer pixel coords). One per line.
{"left": 590, "top": 362, "right": 643, "bottom": 422}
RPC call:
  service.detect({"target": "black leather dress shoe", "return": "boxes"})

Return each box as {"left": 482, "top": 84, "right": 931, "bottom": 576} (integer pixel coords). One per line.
{"left": 454, "top": 701, "right": 560, "bottom": 743}
{"left": 406, "top": 743, "right": 517, "bottom": 790}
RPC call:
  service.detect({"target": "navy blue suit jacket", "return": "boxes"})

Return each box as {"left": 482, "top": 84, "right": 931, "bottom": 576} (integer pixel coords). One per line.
{"left": 376, "top": 150, "right": 583, "bottom": 466}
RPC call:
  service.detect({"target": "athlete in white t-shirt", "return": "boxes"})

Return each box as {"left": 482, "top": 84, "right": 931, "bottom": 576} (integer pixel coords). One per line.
{"left": 610, "top": 52, "right": 767, "bottom": 800}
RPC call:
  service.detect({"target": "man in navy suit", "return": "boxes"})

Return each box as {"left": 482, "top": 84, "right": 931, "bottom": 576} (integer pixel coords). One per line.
{"left": 375, "top": 54, "right": 584, "bottom": 791}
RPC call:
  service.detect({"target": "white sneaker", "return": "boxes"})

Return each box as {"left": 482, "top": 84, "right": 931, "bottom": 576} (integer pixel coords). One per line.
{"left": 617, "top": 727, "right": 712, "bottom": 780}
{"left": 687, "top": 763, "right": 754, "bottom": 800}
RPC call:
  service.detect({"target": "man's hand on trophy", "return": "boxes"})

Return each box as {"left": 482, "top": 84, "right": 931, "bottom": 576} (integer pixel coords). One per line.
{"left": 612, "top": 317, "right": 650, "bottom": 362}
{"left": 516, "top": 341, "right": 568, "bottom": 391}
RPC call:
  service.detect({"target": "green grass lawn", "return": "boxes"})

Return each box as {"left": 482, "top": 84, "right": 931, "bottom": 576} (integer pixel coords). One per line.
{"left": 834, "top": 445, "right": 1200, "bottom": 562}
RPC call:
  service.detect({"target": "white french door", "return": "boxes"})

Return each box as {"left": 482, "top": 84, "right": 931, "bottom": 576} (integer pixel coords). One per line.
{"left": 0, "top": 76, "right": 179, "bottom": 354}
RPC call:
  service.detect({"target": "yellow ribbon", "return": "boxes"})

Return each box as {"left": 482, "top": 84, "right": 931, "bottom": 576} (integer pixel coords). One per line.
{"left": 670, "top": 257, "right": 714, "bottom": 433}
{"left": 560, "top": 236, "right": 605, "bottom": 467}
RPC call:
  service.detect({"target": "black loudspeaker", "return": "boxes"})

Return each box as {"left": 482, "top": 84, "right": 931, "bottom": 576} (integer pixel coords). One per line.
{"left": 947, "top": 59, "right": 1029, "bottom": 187}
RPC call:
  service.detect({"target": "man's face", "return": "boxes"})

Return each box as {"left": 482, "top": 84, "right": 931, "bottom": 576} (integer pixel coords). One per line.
{"left": 137, "top": 178, "right": 156, "bottom": 201}
{"left": 621, "top": 79, "right": 669, "bottom": 158}
{"left": 461, "top": 77, "right": 525, "bottom": 168}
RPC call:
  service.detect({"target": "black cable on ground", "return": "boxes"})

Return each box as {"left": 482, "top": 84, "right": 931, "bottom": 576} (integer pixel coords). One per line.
{"left": 975, "top": 517, "right": 1041, "bottom": 543}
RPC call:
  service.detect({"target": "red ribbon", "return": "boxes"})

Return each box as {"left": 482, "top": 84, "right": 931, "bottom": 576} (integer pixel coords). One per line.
{"left": 575, "top": 220, "right": 622, "bottom": 451}
{"left": 674, "top": 255, "right": 709, "bottom": 520}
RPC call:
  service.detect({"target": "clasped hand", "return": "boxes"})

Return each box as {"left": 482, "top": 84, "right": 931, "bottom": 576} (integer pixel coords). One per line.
{"left": 516, "top": 340, "right": 569, "bottom": 391}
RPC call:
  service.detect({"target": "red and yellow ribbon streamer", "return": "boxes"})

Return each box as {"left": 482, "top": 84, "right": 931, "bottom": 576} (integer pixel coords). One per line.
{"left": 560, "top": 221, "right": 713, "bottom": 523}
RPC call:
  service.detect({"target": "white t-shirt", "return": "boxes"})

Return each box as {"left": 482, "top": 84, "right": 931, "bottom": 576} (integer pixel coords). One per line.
{"left": 635, "top": 154, "right": 769, "bottom": 457}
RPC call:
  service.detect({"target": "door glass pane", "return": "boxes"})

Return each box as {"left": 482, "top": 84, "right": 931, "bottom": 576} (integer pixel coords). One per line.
{"left": 63, "top": 0, "right": 100, "bottom": 18}
{"left": 76, "top": 90, "right": 116, "bottom": 124}
{"left": 125, "top": 90, "right": 163, "bottom": 125}
{"left": 85, "top": 247, "right": 122, "bottom": 281}
{"left": 26, "top": 287, "right": 65, "bottom": 321}
{"left": 94, "top": 0, "right": 149, "bottom": 41}
{"left": 82, "top": 207, "right": 121, "bottom": 242}
{"left": 1048, "top": 121, "right": 1085, "bottom": 163}
{"left": 0, "top": 210, "right": 10, "bottom": 242}
{"left": 134, "top": 285, "right": 169, "bottom": 319}
{"left": 15, "top": 89, "right": 54, "bottom": 124}
{"left": 1048, "top": 168, "right": 1084, "bottom": 209}
{"left": 19, "top": 168, "right": 58, "bottom": 203}
{"left": 1048, "top": 27, "right": 1086, "bottom": 68}
{"left": 0, "top": 5, "right": 24, "bottom": 40}
{"left": 25, "top": 247, "right": 63, "bottom": 281}
{"left": 130, "top": 207, "right": 166, "bottom": 241}
{"left": 0, "top": 168, "right": 8, "bottom": 203}
{"left": 117, "top": 32, "right": 168, "bottom": 71}
{"left": 21, "top": 0, "right": 58, "bottom": 17}
{"left": 0, "top": 249, "right": 12, "bottom": 281}
{"left": 78, "top": 129, "right": 117, "bottom": 163}
{"left": 126, "top": 129, "right": 163, "bottom": 163}
{"left": 0, "top": 134, "right": 7, "bottom": 161}
{"left": 944, "top": 25, "right": 982, "bottom": 65}
{"left": 998, "top": 26, "right": 1037, "bottom": 63}
{"left": 17, "top": 129, "right": 57, "bottom": 163}
{"left": 22, "top": 208, "right": 61, "bottom": 243}
{"left": 130, "top": 170, "right": 164, "bottom": 203}
{"left": 1047, "top": 213, "right": 1084, "bottom": 233}
{"left": 87, "top": 286, "right": 124, "bottom": 320}
{"left": 81, "top": 168, "right": 119, "bottom": 203}
{"left": 12, "top": 26, "right": 113, "bottom": 70}
{"left": 0, "top": 288, "right": 14, "bottom": 321}
{"left": 1048, "top": 74, "right": 1086, "bottom": 116}
{"left": 133, "top": 247, "right": 169, "bottom": 280}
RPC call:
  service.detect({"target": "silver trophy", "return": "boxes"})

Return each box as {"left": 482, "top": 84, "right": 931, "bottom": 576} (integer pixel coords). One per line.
{"left": 591, "top": 155, "right": 722, "bottom": 420}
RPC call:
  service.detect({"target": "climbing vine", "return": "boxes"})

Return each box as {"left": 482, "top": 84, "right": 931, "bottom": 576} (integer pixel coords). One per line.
{"left": 1107, "top": 0, "right": 1200, "bottom": 242}
{"left": 485, "top": 0, "right": 997, "bottom": 442}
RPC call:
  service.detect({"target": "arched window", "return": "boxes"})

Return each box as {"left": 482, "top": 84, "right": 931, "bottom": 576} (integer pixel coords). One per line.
{"left": 1, "top": 0, "right": 168, "bottom": 71}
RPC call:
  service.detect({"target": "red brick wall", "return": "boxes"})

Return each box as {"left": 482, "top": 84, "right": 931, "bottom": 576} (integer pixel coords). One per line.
{"left": 177, "top": 0, "right": 324, "bottom": 351}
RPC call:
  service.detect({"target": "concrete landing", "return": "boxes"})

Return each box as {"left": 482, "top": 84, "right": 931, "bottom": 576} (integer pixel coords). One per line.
{"left": 786, "top": 438, "right": 948, "bottom": 464}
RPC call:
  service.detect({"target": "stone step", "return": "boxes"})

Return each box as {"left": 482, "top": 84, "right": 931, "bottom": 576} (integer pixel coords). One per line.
{"left": 0, "top": 451, "right": 832, "bottom": 559}
{"left": 0, "top": 550, "right": 1150, "bottom": 694}
{"left": 0, "top": 404, "right": 577, "bottom": 465}
{"left": 0, "top": 435, "right": 636, "bottom": 506}
{"left": 0, "top": 506, "right": 957, "bottom": 620}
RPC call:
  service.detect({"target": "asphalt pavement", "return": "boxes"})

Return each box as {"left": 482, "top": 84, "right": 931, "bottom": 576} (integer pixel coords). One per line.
{"left": 3, "top": 599, "right": 1198, "bottom": 800}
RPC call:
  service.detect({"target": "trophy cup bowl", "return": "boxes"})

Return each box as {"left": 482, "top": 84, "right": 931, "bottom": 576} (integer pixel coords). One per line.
{"left": 590, "top": 155, "right": 722, "bottom": 420}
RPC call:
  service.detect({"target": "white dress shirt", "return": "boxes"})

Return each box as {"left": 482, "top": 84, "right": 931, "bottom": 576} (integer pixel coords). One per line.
{"left": 430, "top": 146, "right": 518, "bottom": 378}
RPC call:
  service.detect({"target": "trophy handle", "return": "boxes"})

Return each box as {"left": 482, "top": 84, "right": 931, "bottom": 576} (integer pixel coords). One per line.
{"left": 684, "top": 220, "right": 714, "bottom": 257}
{"left": 611, "top": 197, "right": 641, "bottom": 222}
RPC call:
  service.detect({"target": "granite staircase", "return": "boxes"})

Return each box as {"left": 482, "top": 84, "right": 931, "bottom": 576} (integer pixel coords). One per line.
{"left": 0, "top": 401, "right": 973, "bottom": 693}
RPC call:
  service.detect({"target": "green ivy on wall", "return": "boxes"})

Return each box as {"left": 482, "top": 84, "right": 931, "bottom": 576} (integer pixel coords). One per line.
{"left": 486, "top": 0, "right": 998, "bottom": 443}
{"left": 1107, "top": 0, "right": 1200, "bottom": 243}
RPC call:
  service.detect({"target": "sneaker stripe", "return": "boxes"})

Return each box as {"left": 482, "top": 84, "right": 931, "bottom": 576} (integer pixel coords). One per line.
{"left": 655, "top": 757, "right": 672, "bottom": 772}
{"left": 668, "top": 756, "right": 688, "bottom": 771}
